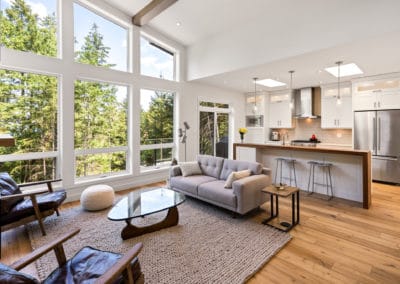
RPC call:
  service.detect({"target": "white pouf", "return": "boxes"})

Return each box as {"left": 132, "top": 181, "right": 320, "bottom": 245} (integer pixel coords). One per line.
{"left": 80, "top": 184, "right": 115, "bottom": 211}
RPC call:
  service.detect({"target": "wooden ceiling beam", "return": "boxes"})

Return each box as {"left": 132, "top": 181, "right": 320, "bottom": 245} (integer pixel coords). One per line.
{"left": 132, "top": 0, "right": 178, "bottom": 27}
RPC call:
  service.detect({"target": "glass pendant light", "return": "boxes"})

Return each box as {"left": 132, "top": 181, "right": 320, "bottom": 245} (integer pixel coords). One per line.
{"left": 336, "top": 61, "right": 342, "bottom": 105}
{"left": 252, "top": 77, "right": 258, "bottom": 114}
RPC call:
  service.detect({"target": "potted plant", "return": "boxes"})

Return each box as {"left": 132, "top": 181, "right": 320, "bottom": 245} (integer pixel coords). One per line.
{"left": 238, "top": 128, "right": 248, "bottom": 143}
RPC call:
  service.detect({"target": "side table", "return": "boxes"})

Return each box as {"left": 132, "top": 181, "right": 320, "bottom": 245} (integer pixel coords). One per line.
{"left": 262, "top": 185, "right": 300, "bottom": 232}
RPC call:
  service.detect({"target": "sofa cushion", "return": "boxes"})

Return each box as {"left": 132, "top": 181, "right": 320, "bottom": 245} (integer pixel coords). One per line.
{"left": 224, "top": 170, "right": 251, "bottom": 189}
{"left": 180, "top": 162, "right": 203, "bottom": 177}
{"left": 0, "top": 172, "right": 24, "bottom": 215}
{"left": 0, "top": 263, "right": 39, "bottom": 284}
{"left": 170, "top": 175, "right": 217, "bottom": 195}
{"left": 197, "top": 155, "right": 224, "bottom": 179}
{"left": 219, "top": 159, "right": 262, "bottom": 180}
{"left": 198, "top": 180, "right": 236, "bottom": 208}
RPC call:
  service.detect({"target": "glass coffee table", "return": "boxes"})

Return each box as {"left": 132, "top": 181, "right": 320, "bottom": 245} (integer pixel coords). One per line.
{"left": 108, "top": 187, "right": 185, "bottom": 240}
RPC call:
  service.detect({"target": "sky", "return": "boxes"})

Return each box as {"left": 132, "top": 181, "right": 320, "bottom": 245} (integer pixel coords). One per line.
{"left": 1, "top": 0, "right": 175, "bottom": 110}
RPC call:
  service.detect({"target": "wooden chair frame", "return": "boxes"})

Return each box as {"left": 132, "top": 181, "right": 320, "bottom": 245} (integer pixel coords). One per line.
{"left": 0, "top": 179, "right": 62, "bottom": 236}
{"left": 9, "top": 228, "right": 143, "bottom": 284}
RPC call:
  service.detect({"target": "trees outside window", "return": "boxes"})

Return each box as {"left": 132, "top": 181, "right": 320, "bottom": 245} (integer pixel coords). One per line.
{"left": 140, "top": 89, "right": 174, "bottom": 169}
{"left": 0, "top": 0, "right": 57, "bottom": 57}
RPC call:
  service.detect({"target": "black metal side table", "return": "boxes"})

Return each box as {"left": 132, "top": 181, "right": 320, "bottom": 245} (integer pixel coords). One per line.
{"left": 262, "top": 185, "right": 300, "bottom": 232}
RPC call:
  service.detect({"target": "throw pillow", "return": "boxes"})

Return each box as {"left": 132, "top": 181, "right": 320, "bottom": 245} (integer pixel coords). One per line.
{"left": 180, "top": 162, "right": 203, "bottom": 177}
{"left": 224, "top": 169, "right": 251, "bottom": 188}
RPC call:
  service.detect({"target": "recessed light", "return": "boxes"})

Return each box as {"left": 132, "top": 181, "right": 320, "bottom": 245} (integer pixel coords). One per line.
{"left": 325, "top": 63, "right": 363, "bottom": 77}
{"left": 176, "top": 22, "right": 181, "bottom": 26}
{"left": 257, "top": 79, "right": 286, "bottom": 87}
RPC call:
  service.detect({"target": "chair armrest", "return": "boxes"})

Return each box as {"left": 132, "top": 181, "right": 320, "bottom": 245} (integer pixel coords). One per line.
{"left": 0, "top": 188, "right": 49, "bottom": 200}
{"left": 10, "top": 228, "right": 80, "bottom": 271}
{"left": 19, "top": 179, "right": 62, "bottom": 193}
{"left": 262, "top": 167, "right": 271, "bottom": 175}
{"left": 18, "top": 179, "right": 62, "bottom": 188}
{"left": 169, "top": 165, "right": 182, "bottom": 177}
{"left": 95, "top": 242, "right": 143, "bottom": 284}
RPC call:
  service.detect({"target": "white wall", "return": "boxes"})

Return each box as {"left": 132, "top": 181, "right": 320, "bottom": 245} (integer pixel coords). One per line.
{"left": 178, "top": 82, "right": 245, "bottom": 162}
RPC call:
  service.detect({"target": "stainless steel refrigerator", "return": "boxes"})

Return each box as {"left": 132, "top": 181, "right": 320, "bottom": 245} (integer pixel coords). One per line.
{"left": 354, "top": 110, "right": 400, "bottom": 184}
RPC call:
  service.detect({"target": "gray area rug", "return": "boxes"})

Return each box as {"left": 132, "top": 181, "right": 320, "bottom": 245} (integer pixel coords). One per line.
{"left": 28, "top": 196, "right": 291, "bottom": 284}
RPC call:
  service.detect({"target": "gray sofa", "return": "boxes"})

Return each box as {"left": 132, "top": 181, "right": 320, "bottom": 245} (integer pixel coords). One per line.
{"left": 169, "top": 155, "right": 271, "bottom": 215}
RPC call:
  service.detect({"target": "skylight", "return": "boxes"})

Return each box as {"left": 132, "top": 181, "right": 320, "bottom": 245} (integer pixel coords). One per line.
{"left": 257, "top": 79, "right": 286, "bottom": 87}
{"left": 325, "top": 63, "right": 363, "bottom": 77}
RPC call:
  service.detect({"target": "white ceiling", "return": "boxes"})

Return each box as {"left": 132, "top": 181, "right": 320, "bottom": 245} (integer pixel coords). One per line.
{"left": 107, "top": 0, "right": 400, "bottom": 93}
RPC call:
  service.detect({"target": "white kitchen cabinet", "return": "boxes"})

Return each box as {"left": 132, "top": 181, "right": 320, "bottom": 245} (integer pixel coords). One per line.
{"left": 321, "top": 83, "right": 352, "bottom": 129}
{"left": 269, "top": 92, "right": 294, "bottom": 128}
{"left": 353, "top": 78, "right": 400, "bottom": 111}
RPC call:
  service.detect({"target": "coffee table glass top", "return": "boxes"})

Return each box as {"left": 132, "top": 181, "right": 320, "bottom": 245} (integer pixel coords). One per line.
{"left": 108, "top": 188, "right": 185, "bottom": 221}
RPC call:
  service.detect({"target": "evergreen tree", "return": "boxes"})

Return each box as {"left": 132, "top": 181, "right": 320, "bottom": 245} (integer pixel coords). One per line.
{"left": 0, "top": 0, "right": 57, "bottom": 182}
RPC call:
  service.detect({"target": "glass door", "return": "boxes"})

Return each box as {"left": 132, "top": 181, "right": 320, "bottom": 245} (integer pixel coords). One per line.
{"left": 199, "top": 110, "right": 230, "bottom": 158}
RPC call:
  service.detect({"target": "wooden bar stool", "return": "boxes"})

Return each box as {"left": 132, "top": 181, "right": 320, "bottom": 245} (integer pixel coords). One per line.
{"left": 274, "top": 157, "right": 297, "bottom": 187}
{"left": 307, "top": 160, "right": 333, "bottom": 200}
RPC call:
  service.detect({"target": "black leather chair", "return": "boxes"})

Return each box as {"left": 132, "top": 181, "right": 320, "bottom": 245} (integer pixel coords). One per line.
{"left": 0, "top": 172, "right": 66, "bottom": 236}
{"left": 0, "top": 228, "right": 144, "bottom": 284}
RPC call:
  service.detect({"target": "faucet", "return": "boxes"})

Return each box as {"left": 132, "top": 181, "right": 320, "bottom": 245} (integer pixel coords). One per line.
{"left": 282, "top": 132, "right": 289, "bottom": 145}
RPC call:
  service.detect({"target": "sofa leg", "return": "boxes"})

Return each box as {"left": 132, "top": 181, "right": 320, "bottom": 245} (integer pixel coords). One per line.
{"left": 231, "top": 212, "right": 237, "bottom": 218}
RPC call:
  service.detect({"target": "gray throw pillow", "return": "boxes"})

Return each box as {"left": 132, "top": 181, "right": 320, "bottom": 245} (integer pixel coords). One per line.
{"left": 180, "top": 162, "right": 203, "bottom": 177}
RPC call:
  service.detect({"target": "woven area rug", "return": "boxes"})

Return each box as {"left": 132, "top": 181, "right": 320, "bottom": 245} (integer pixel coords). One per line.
{"left": 28, "top": 196, "right": 291, "bottom": 284}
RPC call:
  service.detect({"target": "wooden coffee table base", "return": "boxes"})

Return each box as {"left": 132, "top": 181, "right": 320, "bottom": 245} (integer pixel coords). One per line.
{"left": 121, "top": 206, "right": 179, "bottom": 240}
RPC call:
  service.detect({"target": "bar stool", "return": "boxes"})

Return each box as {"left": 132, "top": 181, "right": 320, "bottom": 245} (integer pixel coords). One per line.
{"left": 274, "top": 157, "right": 297, "bottom": 187}
{"left": 307, "top": 160, "right": 333, "bottom": 200}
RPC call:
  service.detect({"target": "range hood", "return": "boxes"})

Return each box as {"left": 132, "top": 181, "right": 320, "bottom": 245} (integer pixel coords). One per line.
{"left": 294, "top": 87, "right": 321, "bottom": 118}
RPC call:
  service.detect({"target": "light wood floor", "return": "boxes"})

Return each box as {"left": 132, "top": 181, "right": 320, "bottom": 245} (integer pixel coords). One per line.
{"left": 1, "top": 182, "right": 400, "bottom": 283}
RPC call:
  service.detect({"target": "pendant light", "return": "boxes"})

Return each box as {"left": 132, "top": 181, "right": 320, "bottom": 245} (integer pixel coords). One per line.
{"left": 289, "top": 70, "right": 295, "bottom": 109}
{"left": 252, "top": 77, "right": 258, "bottom": 114}
{"left": 336, "top": 61, "right": 342, "bottom": 105}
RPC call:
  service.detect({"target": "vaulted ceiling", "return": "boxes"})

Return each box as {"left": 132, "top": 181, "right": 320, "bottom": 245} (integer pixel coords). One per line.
{"left": 108, "top": 0, "right": 400, "bottom": 92}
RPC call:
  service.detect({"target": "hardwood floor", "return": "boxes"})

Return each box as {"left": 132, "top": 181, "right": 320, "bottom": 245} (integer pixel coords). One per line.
{"left": 1, "top": 182, "right": 399, "bottom": 283}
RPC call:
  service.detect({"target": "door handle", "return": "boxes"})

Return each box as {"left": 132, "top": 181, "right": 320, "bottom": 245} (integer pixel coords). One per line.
{"left": 373, "top": 117, "right": 376, "bottom": 150}
{"left": 378, "top": 117, "right": 381, "bottom": 151}
{"left": 374, "top": 102, "right": 376, "bottom": 108}
{"left": 378, "top": 101, "right": 381, "bottom": 108}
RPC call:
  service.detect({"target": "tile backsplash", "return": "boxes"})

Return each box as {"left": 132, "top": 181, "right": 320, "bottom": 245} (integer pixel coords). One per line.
{"left": 275, "top": 118, "right": 352, "bottom": 145}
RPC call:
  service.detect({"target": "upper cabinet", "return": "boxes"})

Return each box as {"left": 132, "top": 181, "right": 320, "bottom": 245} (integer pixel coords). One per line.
{"left": 353, "top": 78, "right": 400, "bottom": 111}
{"left": 268, "top": 91, "right": 295, "bottom": 128}
{"left": 321, "top": 83, "right": 352, "bottom": 129}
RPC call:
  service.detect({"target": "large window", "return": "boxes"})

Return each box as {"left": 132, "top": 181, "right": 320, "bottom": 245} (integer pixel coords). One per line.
{"left": 140, "top": 36, "right": 175, "bottom": 81}
{"left": 0, "top": 0, "right": 58, "bottom": 57}
{"left": 140, "top": 89, "right": 174, "bottom": 170}
{"left": 74, "top": 80, "right": 128, "bottom": 178}
{"left": 74, "top": 3, "right": 128, "bottom": 71}
{"left": 0, "top": 69, "right": 58, "bottom": 183}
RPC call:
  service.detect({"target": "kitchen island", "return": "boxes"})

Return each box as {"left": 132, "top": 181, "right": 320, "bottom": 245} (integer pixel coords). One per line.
{"left": 233, "top": 143, "right": 371, "bottom": 209}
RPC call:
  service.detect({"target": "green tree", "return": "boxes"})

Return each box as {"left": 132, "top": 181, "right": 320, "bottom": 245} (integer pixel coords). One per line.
{"left": 0, "top": 0, "right": 57, "bottom": 183}
{"left": 140, "top": 91, "right": 174, "bottom": 166}
{"left": 74, "top": 24, "right": 125, "bottom": 177}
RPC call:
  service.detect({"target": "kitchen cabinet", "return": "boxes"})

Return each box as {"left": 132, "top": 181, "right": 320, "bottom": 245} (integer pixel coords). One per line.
{"left": 321, "top": 83, "right": 352, "bottom": 129}
{"left": 353, "top": 78, "right": 400, "bottom": 111}
{"left": 269, "top": 91, "right": 294, "bottom": 128}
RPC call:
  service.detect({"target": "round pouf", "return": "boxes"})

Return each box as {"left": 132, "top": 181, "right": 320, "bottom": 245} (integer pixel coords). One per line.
{"left": 80, "top": 184, "right": 115, "bottom": 211}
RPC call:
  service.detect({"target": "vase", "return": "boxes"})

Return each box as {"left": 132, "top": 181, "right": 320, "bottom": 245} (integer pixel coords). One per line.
{"left": 240, "top": 133, "right": 244, "bottom": 143}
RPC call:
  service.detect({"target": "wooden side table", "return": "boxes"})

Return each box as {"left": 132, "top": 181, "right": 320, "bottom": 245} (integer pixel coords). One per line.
{"left": 262, "top": 185, "right": 300, "bottom": 232}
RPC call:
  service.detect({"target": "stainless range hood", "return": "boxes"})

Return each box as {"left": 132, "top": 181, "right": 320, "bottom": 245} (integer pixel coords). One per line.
{"left": 294, "top": 87, "right": 321, "bottom": 118}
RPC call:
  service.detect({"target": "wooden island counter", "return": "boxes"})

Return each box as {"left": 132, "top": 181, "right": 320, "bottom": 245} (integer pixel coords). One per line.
{"left": 233, "top": 143, "right": 371, "bottom": 209}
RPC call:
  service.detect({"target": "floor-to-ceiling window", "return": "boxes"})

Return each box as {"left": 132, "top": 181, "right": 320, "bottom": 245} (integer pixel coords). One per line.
{"left": 0, "top": 0, "right": 180, "bottom": 187}
{"left": 199, "top": 101, "right": 230, "bottom": 158}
